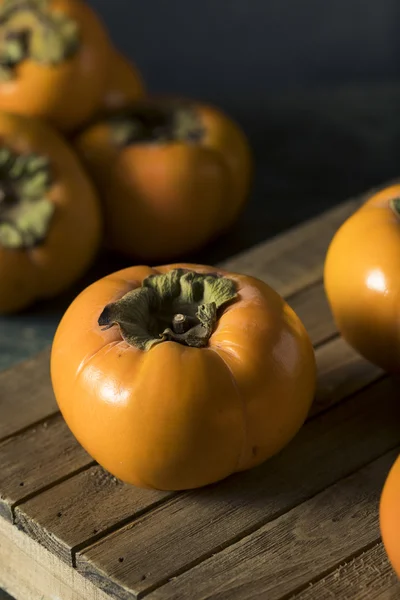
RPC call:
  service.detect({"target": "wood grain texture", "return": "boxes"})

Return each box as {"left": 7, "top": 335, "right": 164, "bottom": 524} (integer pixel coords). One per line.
{"left": 11, "top": 333, "right": 381, "bottom": 575}
{"left": 76, "top": 375, "right": 400, "bottom": 599}
{"left": 150, "top": 450, "right": 397, "bottom": 600}
{"left": 220, "top": 198, "right": 361, "bottom": 297}
{"left": 15, "top": 465, "right": 172, "bottom": 566}
{"left": 288, "top": 282, "right": 335, "bottom": 347}
{"left": 0, "top": 348, "right": 57, "bottom": 442}
{"left": 311, "top": 336, "right": 383, "bottom": 417}
{"left": 0, "top": 514, "right": 112, "bottom": 600}
{"left": 0, "top": 415, "right": 91, "bottom": 522}
{"left": 290, "top": 542, "right": 400, "bottom": 600}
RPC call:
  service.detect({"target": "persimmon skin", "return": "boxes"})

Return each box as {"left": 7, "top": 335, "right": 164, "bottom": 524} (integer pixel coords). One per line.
{"left": 0, "top": 0, "right": 112, "bottom": 132}
{"left": 94, "top": 48, "right": 145, "bottom": 116}
{"left": 73, "top": 99, "right": 252, "bottom": 261}
{"left": 50, "top": 263, "right": 316, "bottom": 491}
{"left": 0, "top": 111, "right": 102, "bottom": 314}
{"left": 324, "top": 184, "right": 400, "bottom": 373}
{"left": 380, "top": 454, "right": 400, "bottom": 577}
{"left": 198, "top": 102, "right": 252, "bottom": 229}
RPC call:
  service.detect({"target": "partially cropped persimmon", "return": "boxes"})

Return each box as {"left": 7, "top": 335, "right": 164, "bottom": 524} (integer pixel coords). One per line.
{"left": 380, "top": 454, "right": 400, "bottom": 577}
{"left": 73, "top": 97, "right": 252, "bottom": 261}
{"left": 51, "top": 263, "right": 316, "bottom": 490}
{"left": 0, "top": 0, "right": 112, "bottom": 132}
{"left": 92, "top": 47, "right": 145, "bottom": 117}
{"left": 324, "top": 184, "right": 400, "bottom": 373}
{"left": 0, "top": 111, "right": 102, "bottom": 314}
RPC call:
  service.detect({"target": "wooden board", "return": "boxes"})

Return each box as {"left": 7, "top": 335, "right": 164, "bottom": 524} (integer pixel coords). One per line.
{"left": 0, "top": 348, "right": 57, "bottom": 443}
{"left": 290, "top": 543, "right": 399, "bottom": 600}
{"left": 147, "top": 450, "right": 396, "bottom": 600}
{"left": 1, "top": 191, "right": 400, "bottom": 600}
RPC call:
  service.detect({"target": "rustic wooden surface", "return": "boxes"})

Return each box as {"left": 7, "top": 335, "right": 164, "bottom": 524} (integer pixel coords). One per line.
{"left": 0, "top": 348, "right": 56, "bottom": 443}
{"left": 1, "top": 190, "right": 400, "bottom": 600}
{"left": 0, "top": 517, "right": 111, "bottom": 600}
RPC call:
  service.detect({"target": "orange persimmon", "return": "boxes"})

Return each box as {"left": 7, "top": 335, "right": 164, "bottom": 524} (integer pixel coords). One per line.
{"left": 92, "top": 47, "right": 145, "bottom": 117}
{"left": 73, "top": 97, "right": 252, "bottom": 261}
{"left": 380, "top": 454, "right": 400, "bottom": 577}
{"left": 0, "top": 111, "right": 102, "bottom": 313}
{"left": 0, "top": 0, "right": 112, "bottom": 131}
{"left": 324, "top": 184, "right": 400, "bottom": 373}
{"left": 51, "top": 264, "right": 316, "bottom": 491}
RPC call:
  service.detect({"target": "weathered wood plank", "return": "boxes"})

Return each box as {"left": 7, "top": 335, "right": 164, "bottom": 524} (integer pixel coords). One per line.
{"left": 15, "top": 466, "right": 172, "bottom": 566}
{"left": 0, "top": 515, "right": 112, "bottom": 600}
{"left": 288, "top": 282, "right": 335, "bottom": 347}
{"left": 290, "top": 542, "right": 400, "bottom": 600}
{"left": 149, "top": 450, "right": 397, "bottom": 600}
{"left": 76, "top": 375, "right": 400, "bottom": 600}
{"left": 0, "top": 415, "right": 91, "bottom": 522}
{"left": 220, "top": 198, "right": 361, "bottom": 297}
{"left": 372, "top": 584, "right": 400, "bottom": 600}
{"left": 13, "top": 334, "right": 380, "bottom": 569}
{"left": 310, "top": 336, "right": 383, "bottom": 417}
{"left": 0, "top": 348, "right": 57, "bottom": 442}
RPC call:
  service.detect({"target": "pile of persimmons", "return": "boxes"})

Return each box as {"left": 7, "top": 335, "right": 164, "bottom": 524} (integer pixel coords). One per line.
{"left": 0, "top": 0, "right": 252, "bottom": 314}
{"left": 1, "top": 0, "right": 399, "bottom": 584}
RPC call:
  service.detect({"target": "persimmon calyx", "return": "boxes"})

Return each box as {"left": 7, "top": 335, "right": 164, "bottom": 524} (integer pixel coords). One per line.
{"left": 98, "top": 268, "right": 238, "bottom": 350}
{"left": 0, "top": 0, "right": 80, "bottom": 80}
{"left": 0, "top": 147, "right": 54, "bottom": 249}
{"left": 390, "top": 197, "right": 400, "bottom": 217}
{"left": 105, "top": 101, "right": 205, "bottom": 147}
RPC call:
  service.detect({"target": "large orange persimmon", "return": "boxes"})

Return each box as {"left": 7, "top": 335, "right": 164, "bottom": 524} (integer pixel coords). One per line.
{"left": 51, "top": 264, "right": 316, "bottom": 491}
{"left": 0, "top": 111, "right": 102, "bottom": 313}
{"left": 380, "top": 454, "right": 400, "bottom": 577}
{"left": 73, "top": 97, "right": 252, "bottom": 261}
{"left": 324, "top": 184, "right": 400, "bottom": 373}
{"left": 0, "top": 0, "right": 111, "bottom": 131}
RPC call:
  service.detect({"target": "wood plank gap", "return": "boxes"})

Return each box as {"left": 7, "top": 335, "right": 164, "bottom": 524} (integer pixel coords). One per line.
{"left": 137, "top": 444, "right": 398, "bottom": 599}
{"left": 0, "top": 410, "right": 60, "bottom": 445}
{"left": 285, "top": 277, "right": 323, "bottom": 303}
{"left": 69, "top": 492, "right": 180, "bottom": 569}
{"left": 312, "top": 331, "right": 338, "bottom": 351}
{"left": 288, "top": 278, "right": 339, "bottom": 350}
{"left": 0, "top": 410, "right": 61, "bottom": 449}
{"left": 308, "top": 373, "right": 387, "bottom": 422}
{"left": 11, "top": 461, "right": 96, "bottom": 522}
{"left": 70, "top": 492, "right": 192, "bottom": 568}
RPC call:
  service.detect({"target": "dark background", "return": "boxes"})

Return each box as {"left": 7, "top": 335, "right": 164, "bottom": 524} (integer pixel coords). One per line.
{"left": 93, "top": 0, "right": 400, "bottom": 110}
